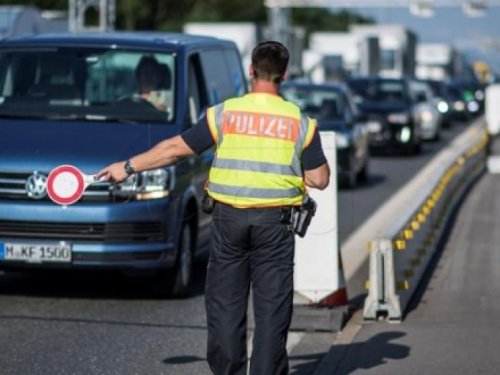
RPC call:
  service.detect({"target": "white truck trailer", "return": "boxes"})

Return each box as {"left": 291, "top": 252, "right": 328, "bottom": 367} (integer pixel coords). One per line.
{"left": 183, "top": 22, "right": 305, "bottom": 78}
{"left": 0, "top": 6, "right": 50, "bottom": 39}
{"left": 350, "top": 24, "right": 418, "bottom": 78}
{"left": 183, "top": 22, "right": 261, "bottom": 74}
{"left": 305, "top": 31, "right": 380, "bottom": 83}
{"left": 416, "top": 43, "right": 465, "bottom": 81}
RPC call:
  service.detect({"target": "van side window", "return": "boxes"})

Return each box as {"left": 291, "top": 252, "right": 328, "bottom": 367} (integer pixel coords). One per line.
{"left": 223, "top": 49, "right": 247, "bottom": 97}
{"left": 187, "top": 53, "right": 207, "bottom": 126}
{"left": 200, "top": 49, "right": 234, "bottom": 104}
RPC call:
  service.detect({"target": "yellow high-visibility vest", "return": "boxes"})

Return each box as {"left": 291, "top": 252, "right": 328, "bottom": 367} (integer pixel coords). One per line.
{"left": 206, "top": 93, "right": 316, "bottom": 208}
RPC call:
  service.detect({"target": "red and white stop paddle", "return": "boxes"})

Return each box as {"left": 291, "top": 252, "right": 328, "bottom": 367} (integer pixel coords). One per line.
{"left": 47, "top": 165, "right": 103, "bottom": 206}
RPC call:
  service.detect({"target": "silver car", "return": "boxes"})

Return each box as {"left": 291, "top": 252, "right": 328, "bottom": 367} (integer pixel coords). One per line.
{"left": 410, "top": 81, "right": 443, "bottom": 141}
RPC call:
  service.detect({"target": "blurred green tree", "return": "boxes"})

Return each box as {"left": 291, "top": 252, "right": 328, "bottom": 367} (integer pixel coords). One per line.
{"left": 0, "top": 0, "right": 371, "bottom": 32}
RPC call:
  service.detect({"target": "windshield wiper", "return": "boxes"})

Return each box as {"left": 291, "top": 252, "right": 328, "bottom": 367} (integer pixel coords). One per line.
{"left": 0, "top": 112, "right": 87, "bottom": 121}
{"left": 82, "top": 114, "right": 139, "bottom": 124}
{"left": 0, "top": 112, "right": 140, "bottom": 124}
{"left": 0, "top": 112, "right": 50, "bottom": 120}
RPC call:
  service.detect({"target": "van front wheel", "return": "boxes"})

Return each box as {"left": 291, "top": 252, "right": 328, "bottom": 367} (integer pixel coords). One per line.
{"left": 150, "top": 219, "right": 194, "bottom": 298}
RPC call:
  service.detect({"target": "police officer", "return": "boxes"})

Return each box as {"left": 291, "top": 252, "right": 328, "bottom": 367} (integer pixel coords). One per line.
{"left": 96, "top": 41, "right": 330, "bottom": 375}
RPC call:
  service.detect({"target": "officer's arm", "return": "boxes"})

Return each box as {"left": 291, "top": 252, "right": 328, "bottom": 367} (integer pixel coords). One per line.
{"left": 130, "top": 135, "right": 195, "bottom": 173}
{"left": 301, "top": 127, "right": 330, "bottom": 190}
{"left": 128, "top": 113, "right": 214, "bottom": 174}
{"left": 304, "top": 163, "right": 330, "bottom": 190}
{"left": 95, "top": 135, "right": 195, "bottom": 182}
{"left": 129, "top": 113, "right": 216, "bottom": 173}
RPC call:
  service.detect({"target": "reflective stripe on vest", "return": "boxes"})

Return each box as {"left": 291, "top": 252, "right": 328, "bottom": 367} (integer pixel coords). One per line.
{"left": 208, "top": 182, "right": 302, "bottom": 199}
{"left": 206, "top": 94, "right": 316, "bottom": 207}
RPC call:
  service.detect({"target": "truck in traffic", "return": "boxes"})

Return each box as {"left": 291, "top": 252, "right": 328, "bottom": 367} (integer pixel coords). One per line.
{"left": 416, "top": 43, "right": 465, "bottom": 82}
{"left": 350, "top": 24, "right": 418, "bottom": 79}
{"left": 183, "top": 22, "right": 305, "bottom": 79}
{"left": 304, "top": 31, "right": 380, "bottom": 83}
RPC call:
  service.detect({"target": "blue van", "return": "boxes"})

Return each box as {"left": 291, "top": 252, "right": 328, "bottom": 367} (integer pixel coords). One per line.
{"left": 0, "top": 32, "right": 247, "bottom": 297}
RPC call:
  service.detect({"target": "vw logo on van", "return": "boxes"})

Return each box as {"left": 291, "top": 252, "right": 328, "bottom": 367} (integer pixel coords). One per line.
{"left": 25, "top": 172, "right": 48, "bottom": 200}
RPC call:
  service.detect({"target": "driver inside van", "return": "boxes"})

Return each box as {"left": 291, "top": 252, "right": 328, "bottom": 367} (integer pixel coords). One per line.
{"left": 134, "top": 55, "right": 171, "bottom": 112}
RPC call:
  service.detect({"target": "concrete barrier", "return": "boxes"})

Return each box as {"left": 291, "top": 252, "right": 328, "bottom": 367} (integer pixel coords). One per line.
{"left": 363, "top": 120, "right": 489, "bottom": 322}
{"left": 292, "top": 131, "right": 350, "bottom": 332}
{"left": 295, "top": 131, "right": 342, "bottom": 304}
{"left": 486, "top": 84, "right": 500, "bottom": 136}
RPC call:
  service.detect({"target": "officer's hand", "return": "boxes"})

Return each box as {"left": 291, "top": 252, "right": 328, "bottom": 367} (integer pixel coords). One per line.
{"left": 95, "top": 162, "right": 130, "bottom": 183}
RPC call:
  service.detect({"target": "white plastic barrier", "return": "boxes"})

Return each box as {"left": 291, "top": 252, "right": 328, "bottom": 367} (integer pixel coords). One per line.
{"left": 485, "top": 84, "right": 500, "bottom": 135}
{"left": 294, "top": 131, "right": 344, "bottom": 305}
{"left": 363, "top": 121, "right": 488, "bottom": 322}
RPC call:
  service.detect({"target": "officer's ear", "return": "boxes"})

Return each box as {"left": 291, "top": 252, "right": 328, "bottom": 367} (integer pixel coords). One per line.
{"left": 249, "top": 65, "right": 256, "bottom": 79}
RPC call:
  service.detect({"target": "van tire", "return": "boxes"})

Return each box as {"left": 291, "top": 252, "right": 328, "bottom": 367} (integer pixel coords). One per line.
{"left": 150, "top": 217, "right": 194, "bottom": 298}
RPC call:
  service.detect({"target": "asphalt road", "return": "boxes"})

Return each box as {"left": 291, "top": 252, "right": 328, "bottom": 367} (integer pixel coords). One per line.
{"left": 327, "top": 135, "right": 500, "bottom": 375}
{"left": 0, "top": 120, "right": 473, "bottom": 375}
{"left": 337, "top": 123, "right": 469, "bottom": 244}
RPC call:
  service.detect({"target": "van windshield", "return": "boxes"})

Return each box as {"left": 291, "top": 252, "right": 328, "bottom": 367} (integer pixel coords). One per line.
{"left": 0, "top": 47, "right": 176, "bottom": 123}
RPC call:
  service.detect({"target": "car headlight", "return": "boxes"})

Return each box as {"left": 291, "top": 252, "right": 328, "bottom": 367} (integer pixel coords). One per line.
{"left": 114, "top": 167, "right": 175, "bottom": 200}
{"left": 437, "top": 101, "right": 449, "bottom": 113}
{"left": 467, "top": 100, "right": 479, "bottom": 113}
{"left": 421, "top": 110, "right": 433, "bottom": 123}
{"left": 454, "top": 101, "right": 465, "bottom": 111}
{"left": 387, "top": 113, "right": 410, "bottom": 124}
{"left": 399, "top": 127, "right": 411, "bottom": 143}
{"left": 335, "top": 133, "right": 350, "bottom": 149}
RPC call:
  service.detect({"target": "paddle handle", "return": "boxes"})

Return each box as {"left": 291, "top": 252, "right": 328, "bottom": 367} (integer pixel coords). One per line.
{"left": 83, "top": 174, "right": 107, "bottom": 186}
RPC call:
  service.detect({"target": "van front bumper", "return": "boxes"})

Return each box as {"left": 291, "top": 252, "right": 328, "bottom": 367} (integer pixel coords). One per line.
{"left": 0, "top": 199, "right": 179, "bottom": 271}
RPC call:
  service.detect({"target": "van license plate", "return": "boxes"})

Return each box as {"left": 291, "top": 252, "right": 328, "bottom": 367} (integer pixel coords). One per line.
{"left": 0, "top": 243, "right": 72, "bottom": 263}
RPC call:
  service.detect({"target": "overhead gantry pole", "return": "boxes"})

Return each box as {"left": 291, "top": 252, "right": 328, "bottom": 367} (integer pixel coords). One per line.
{"left": 69, "top": 0, "right": 116, "bottom": 32}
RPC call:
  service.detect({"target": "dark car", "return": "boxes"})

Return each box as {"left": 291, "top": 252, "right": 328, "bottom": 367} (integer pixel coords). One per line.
{"left": 281, "top": 81, "right": 370, "bottom": 188}
{"left": 0, "top": 32, "right": 247, "bottom": 297}
{"left": 446, "top": 80, "right": 484, "bottom": 121}
{"left": 346, "top": 76, "right": 422, "bottom": 155}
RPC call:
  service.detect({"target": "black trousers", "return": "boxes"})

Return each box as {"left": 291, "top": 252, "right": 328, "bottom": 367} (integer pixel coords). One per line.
{"left": 205, "top": 203, "right": 295, "bottom": 375}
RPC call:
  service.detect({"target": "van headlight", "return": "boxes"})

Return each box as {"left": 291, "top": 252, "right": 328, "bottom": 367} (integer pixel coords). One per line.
{"left": 335, "top": 133, "right": 350, "bottom": 149}
{"left": 114, "top": 167, "right": 175, "bottom": 200}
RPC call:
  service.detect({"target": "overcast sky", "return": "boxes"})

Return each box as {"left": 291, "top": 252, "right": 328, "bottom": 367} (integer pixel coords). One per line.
{"left": 347, "top": 6, "right": 500, "bottom": 73}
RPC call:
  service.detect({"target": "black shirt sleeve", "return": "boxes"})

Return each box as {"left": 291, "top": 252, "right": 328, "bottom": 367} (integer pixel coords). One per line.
{"left": 180, "top": 114, "right": 215, "bottom": 155}
{"left": 301, "top": 127, "right": 328, "bottom": 171}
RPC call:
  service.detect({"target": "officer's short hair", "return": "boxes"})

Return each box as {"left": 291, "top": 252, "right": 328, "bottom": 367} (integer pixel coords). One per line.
{"left": 251, "top": 41, "right": 290, "bottom": 84}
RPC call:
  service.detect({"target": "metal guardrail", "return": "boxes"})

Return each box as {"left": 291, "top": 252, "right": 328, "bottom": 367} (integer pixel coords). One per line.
{"left": 363, "top": 120, "right": 489, "bottom": 322}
